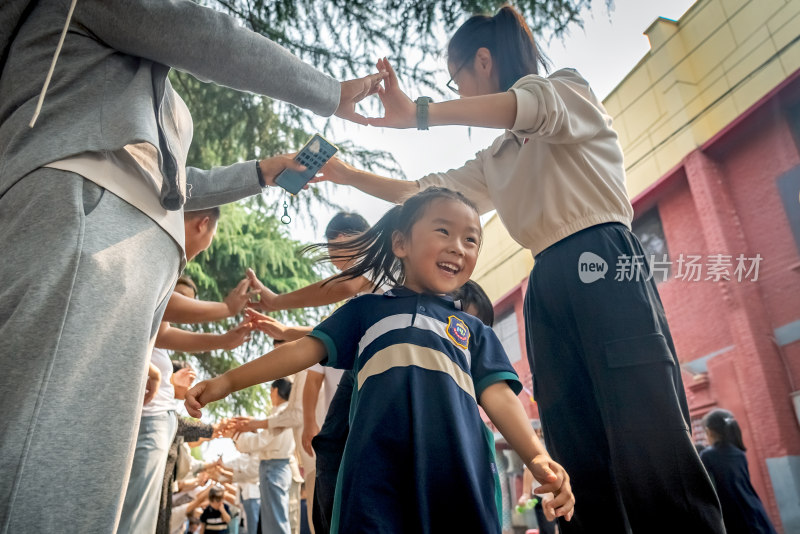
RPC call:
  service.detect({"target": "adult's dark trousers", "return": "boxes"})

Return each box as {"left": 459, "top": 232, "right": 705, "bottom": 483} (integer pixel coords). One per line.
{"left": 524, "top": 222, "right": 725, "bottom": 534}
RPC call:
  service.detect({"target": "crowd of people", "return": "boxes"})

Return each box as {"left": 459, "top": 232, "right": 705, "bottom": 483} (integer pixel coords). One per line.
{"left": 0, "top": 1, "right": 780, "bottom": 533}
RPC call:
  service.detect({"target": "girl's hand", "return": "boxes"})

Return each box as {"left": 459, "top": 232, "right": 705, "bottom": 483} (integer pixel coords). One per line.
{"left": 302, "top": 421, "right": 320, "bottom": 457}
{"left": 245, "top": 311, "right": 289, "bottom": 341}
{"left": 220, "top": 323, "right": 253, "bottom": 351}
{"left": 246, "top": 268, "right": 279, "bottom": 312}
{"left": 224, "top": 278, "right": 252, "bottom": 316}
{"left": 529, "top": 454, "right": 575, "bottom": 521}
{"left": 366, "top": 58, "right": 416, "bottom": 129}
{"left": 311, "top": 156, "right": 358, "bottom": 186}
{"left": 171, "top": 366, "right": 196, "bottom": 390}
{"left": 185, "top": 376, "right": 233, "bottom": 418}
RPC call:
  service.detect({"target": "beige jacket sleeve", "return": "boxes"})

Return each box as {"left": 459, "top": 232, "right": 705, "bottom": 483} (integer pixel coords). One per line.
{"left": 509, "top": 69, "right": 609, "bottom": 144}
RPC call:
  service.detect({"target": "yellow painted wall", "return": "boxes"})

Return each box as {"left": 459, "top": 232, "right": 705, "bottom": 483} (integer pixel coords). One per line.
{"left": 472, "top": 214, "right": 533, "bottom": 302}
{"left": 607, "top": 0, "right": 800, "bottom": 199}
{"left": 475, "top": 0, "right": 800, "bottom": 303}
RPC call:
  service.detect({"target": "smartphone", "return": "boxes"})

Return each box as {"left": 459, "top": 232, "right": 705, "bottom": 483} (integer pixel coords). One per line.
{"left": 274, "top": 134, "right": 338, "bottom": 195}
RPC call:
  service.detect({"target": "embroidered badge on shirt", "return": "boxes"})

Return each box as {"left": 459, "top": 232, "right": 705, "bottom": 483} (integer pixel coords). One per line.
{"left": 446, "top": 315, "right": 470, "bottom": 350}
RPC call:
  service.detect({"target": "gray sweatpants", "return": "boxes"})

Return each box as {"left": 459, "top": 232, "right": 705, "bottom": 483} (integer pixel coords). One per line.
{"left": 0, "top": 169, "right": 180, "bottom": 533}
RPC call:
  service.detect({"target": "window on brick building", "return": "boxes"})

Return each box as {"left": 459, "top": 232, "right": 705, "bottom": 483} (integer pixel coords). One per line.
{"left": 493, "top": 309, "right": 522, "bottom": 364}
{"left": 777, "top": 166, "right": 800, "bottom": 255}
{"left": 632, "top": 207, "right": 671, "bottom": 283}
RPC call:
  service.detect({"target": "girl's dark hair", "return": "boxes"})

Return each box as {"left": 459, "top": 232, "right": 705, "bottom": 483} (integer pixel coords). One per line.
{"left": 271, "top": 378, "right": 292, "bottom": 402}
{"left": 703, "top": 409, "right": 746, "bottom": 451}
{"left": 310, "top": 187, "right": 480, "bottom": 291}
{"left": 325, "top": 211, "right": 370, "bottom": 241}
{"left": 450, "top": 280, "right": 494, "bottom": 326}
{"left": 448, "top": 5, "right": 548, "bottom": 92}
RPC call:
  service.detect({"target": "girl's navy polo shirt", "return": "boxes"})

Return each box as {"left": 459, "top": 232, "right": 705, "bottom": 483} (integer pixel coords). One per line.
{"left": 309, "top": 287, "right": 522, "bottom": 534}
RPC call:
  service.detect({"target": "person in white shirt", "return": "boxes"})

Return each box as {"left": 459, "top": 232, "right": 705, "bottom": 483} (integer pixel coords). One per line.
{"left": 221, "top": 452, "right": 261, "bottom": 534}
{"left": 234, "top": 378, "right": 295, "bottom": 534}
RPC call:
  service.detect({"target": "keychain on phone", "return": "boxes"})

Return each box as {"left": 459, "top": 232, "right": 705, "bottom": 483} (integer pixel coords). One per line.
{"left": 281, "top": 199, "right": 292, "bottom": 225}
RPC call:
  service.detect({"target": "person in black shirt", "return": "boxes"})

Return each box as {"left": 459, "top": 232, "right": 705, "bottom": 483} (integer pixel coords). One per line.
{"left": 199, "top": 486, "right": 232, "bottom": 534}
{"left": 700, "top": 409, "right": 777, "bottom": 534}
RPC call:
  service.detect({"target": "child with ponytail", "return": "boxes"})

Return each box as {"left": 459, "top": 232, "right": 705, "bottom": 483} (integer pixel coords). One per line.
{"left": 185, "top": 187, "right": 574, "bottom": 533}
{"left": 314, "top": 5, "right": 725, "bottom": 533}
{"left": 701, "top": 410, "right": 778, "bottom": 534}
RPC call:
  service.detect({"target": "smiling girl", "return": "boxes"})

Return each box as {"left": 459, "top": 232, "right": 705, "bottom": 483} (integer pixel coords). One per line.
{"left": 185, "top": 187, "right": 574, "bottom": 533}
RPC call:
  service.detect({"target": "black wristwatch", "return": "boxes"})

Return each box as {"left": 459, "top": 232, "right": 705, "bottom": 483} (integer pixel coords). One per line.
{"left": 255, "top": 160, "right": 266, "bottom": 187}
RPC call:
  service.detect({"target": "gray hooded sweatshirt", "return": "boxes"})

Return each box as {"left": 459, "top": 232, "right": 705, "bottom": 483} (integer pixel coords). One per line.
{"left": 0, "top": 0, "right": 341, "bottom": 210}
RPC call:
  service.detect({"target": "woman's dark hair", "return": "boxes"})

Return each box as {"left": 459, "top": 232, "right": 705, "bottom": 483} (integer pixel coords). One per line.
{"left": 703, "top": 409, "right": 746, "bottom": 451}
{"left": 448, "top": 5, "right": 548, "bottom": 92}
{"left": 271, "top": 378, "right": 292, "bottom": 402}
{"left": 451, "top": 280, "right": 494, "bottom": 326}
{"left": 325, "top": 211, "right": 370, "bottom": 241}
{"left": 309, "top": 187, "right": 480, "bottom": 291}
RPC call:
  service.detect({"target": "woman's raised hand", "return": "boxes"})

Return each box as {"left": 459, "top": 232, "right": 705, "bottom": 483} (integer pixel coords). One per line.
{"left": 366, "top": 58, "right": 416, "bottom": 129}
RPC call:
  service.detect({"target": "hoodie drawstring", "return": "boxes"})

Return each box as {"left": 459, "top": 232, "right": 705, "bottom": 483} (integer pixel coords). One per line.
{"left": 29, "top": 0, "right": 77, "bottom": 128}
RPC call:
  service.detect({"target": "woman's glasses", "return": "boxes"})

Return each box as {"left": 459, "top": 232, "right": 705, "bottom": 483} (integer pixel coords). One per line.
{"left": 446, "top": 56, "right": 472, "bottom": 95}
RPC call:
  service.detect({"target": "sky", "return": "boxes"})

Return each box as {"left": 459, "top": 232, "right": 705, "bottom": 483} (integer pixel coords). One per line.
{"left": 199, "top": 0, "right": 699, "bottom": 461}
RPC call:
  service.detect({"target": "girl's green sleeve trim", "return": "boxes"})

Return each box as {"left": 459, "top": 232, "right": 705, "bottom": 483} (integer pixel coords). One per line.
{"left": 308, "top": 330, "right": 337, "bottom": 367}
{"left": 475, "top": 371, "right": 523, "bottom": 399}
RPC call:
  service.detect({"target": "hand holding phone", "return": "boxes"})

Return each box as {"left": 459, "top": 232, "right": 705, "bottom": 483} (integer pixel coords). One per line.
{"left": 274, "top": 134, "right": 338, "bottom": 194}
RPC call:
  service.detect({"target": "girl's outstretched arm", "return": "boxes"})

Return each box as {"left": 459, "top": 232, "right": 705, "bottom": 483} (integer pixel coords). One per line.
{"left": 313, "top": 156, "right": 418, "bottom": 204}
{"left": 247, "top": 268, "right": 373, "bottom": 313}
{"left": 480, "top": 382, "right": 575, "bottom": 521}
{"left": 184, "top": 336, "right": 327, "bottom": 417}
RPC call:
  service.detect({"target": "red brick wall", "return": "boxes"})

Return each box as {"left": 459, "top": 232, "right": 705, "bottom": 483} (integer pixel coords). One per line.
{"left": 654, "top": 173, "right": 735, "bottom": 364}
{"left": 635, "top": 89, "right": 800, "bottom": 532}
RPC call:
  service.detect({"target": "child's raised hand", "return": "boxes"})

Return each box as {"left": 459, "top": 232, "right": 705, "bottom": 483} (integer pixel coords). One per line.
{"left": 246, "top": 268, "right": 279, "bottom": 312}
{"left": 224, "top": 277, "right": 252, "bottom": 316}
{"left": 171, "top": 366, "right": 196, "bottom": 390}
{"left": 185, "top": 376, "right": 233, "bottom": 418}
{"left": 245, "top": 310, "right": 289, "bottom": 341}
{"left": 366, "top": 58, "right": 416, "bottom": 129}
{"left": 529, "top": 454, "right": 575, "bottom": 521}
{"left": 219, "top": 322, "right": 253, "bottom": 351}
{"left": 311, "top": 156, "right": 356, "bottom": 186}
